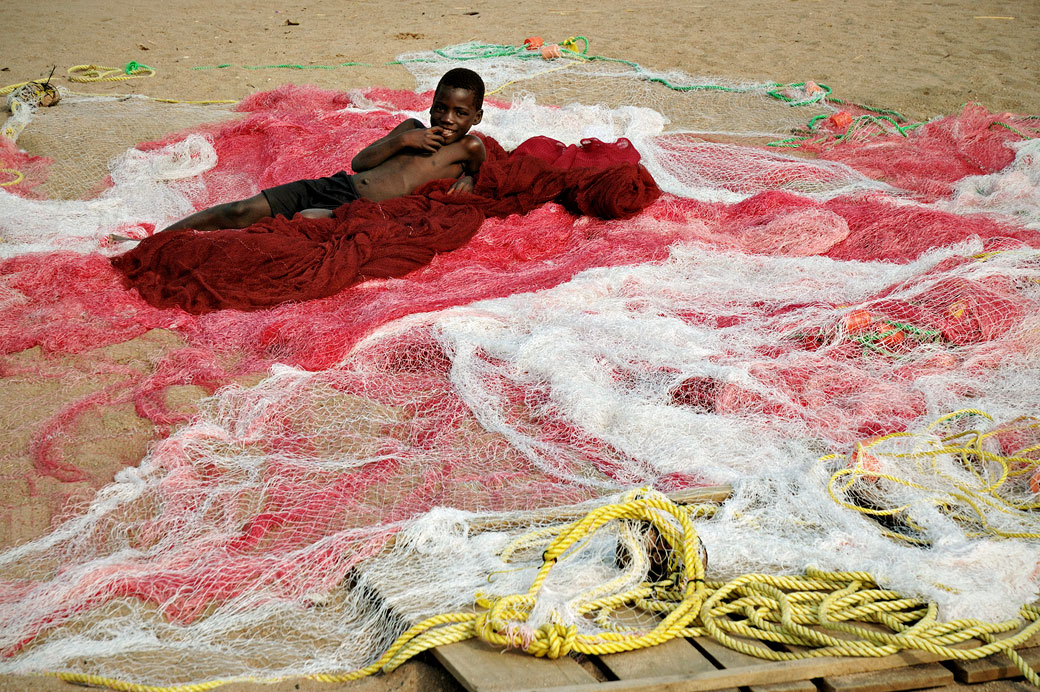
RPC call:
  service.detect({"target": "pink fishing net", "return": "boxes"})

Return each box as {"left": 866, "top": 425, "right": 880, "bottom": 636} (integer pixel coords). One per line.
{"left": 0, "top": 83, "right": 1038, "bottom": 686}
{"left": 813, "top": 103, "right": 1037, "bottom": 200}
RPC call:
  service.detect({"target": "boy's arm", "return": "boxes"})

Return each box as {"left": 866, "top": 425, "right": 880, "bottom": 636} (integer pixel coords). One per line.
{"left": 351, "top": 118, "right": 446, "bottom": 171}
{"left": 447, "top": 136, "right": 486, "bottom": 195}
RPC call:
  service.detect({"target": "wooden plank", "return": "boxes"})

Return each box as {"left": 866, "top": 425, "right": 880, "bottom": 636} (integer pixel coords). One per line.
{"left": 816, "top": 662, "right": 953, "bottom": 692}
{"left": 693, "top": 636, "right": 816, "bottom": 692}
{"left": 433, "top": 638, "right": 597, "bottom": 692}
{"left": 968, "top": 681, "right": 1040, "bottom": 692}
{"left": 519, "top": 648, "right": 953, "bottom": 692}
{"left": 426, "top": 488, "right": 730, "bottom": 690}
{"left": 599, "top": 637, "right": 725, "bottom": 681}
{"left": 747, "top": 681, "right": 821, "bottom": 692}
{"left": 593, "top": 607, "right": 725, "bottom": 682}
{"left": 464, "top": 485, "right": 733, "bottom": 535}
{"left": 806, "top": 621, "right": 952, "bottom": 692}
{"left": 944, "top": 645, "right": 1040, "bottom": 684}
{"left": 927, "top": 681, "right": 1038, "bottom": 692}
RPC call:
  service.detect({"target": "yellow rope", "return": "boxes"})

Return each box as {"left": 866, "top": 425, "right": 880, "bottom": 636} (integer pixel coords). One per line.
{"left": 0, "top": 80, "right": 36, "bottom": 97}
{"left": 482, "top": 42, "right": 590, "bottom": 97}
{"left": 486, "top": 62, "right": 574, "bottom": 97}
{"left": 47, "top": 486, "right": 1040, "bottom": 691}
{"left": 46, "top": 674, "right": 239, "bottom": 692}
{"left": 4, "top": 75, "right": 235, "bottom": 106}
{"left": 822, "top": 410, "right": 1040, "bottom": 544}
{"left": 150, "top": 97, "right": 238, "bottom": 105}
{"left": 68, "top": 62, "right": 156, "bottom": 83}
{"left": 0, "top": 168, "right": 24, "bottom": 187}
{"left": 313, "top": 487, "right": 1040, "bottom": 684}
{"left": 60, "top": 88, "right": 237, "bottom": 105}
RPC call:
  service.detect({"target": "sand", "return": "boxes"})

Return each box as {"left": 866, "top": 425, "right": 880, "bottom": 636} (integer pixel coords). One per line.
{"left": 2, "top": 0, "right": 1038, "bottom": 120}
{"left": 0, "top": 0, "right": 1037, "bottom": 690}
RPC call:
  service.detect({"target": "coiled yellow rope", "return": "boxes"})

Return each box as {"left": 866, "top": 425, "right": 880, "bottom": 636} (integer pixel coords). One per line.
{"left": 49, "top": 487, "right": 1040, "bottom": 691}
{"left": 822, "top": 409, "right": 1040, "bottom": 544}
{"left": 0, "top": 168, "right": 24, "bottom": 187}
{"left": 68, "top": 61, "right": 156, "bottom": 83}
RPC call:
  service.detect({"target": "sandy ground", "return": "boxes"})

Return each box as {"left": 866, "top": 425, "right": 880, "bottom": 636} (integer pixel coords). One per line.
{"left": 2, "top": 0, "right": 1038, "bottom": 120}
{"left": 0, "top": 1, "right": 1038, "bottom": 690}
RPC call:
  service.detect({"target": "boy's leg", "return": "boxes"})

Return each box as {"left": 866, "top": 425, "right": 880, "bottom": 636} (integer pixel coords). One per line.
{"left": 160, "top": 193, "right": 273, "bottom": 233}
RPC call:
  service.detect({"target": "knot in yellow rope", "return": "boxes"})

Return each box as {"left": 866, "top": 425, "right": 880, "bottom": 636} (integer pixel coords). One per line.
{"left": 46, "top": 486, "right": 1040, "bottom": 691}
{"left": 534, "top": 622, "right": 578, "bottom": 659}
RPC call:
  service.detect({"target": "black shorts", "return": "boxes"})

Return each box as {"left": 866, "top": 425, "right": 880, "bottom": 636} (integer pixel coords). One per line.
{"left": 261, "top": 171, "right": 361, "bottom": 218}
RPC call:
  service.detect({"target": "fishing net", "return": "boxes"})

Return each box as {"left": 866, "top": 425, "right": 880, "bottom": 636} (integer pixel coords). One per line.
{"left": 1, "top": 42, "right": 1039, "bottom": 689}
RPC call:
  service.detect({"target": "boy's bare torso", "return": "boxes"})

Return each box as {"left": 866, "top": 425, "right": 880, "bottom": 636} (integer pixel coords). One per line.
{"left": 353, "top": 136, "right": 473, "bottom": 202}
{"left": 149, "top": 81, "right": 486, "bottom": 236}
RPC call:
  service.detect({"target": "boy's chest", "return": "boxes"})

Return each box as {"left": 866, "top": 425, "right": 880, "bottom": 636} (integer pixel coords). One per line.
{"left": 398, "top": 145, "right": 465, "bottom": 174}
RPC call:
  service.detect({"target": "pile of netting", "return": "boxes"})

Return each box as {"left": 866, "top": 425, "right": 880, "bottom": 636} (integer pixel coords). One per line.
{"left": 1, "top": 41, "right": 1039, "bottom": 690}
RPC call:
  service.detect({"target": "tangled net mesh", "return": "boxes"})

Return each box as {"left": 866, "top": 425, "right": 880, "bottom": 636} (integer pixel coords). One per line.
{"left": 0, "top": 42, "right": 1039, "bottom": 688}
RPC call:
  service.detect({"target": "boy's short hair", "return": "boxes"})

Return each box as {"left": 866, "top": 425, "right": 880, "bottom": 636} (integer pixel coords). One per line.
{"left": 436, "top": 68, "right": 485, "bottom": 110}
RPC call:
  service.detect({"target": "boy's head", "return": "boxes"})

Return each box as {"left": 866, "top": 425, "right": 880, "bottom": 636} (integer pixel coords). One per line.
{"left": 430, "top": 68, "right": 484, "bottom": 143}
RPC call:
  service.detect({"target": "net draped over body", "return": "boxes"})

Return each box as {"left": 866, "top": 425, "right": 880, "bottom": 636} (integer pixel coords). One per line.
{"left": 111, "top": 135, "right": 658, "bottom": 313}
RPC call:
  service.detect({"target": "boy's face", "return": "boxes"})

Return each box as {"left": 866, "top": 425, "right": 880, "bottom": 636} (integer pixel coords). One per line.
{"left": 429, "top": 87, "right": 482, "bottom": 143}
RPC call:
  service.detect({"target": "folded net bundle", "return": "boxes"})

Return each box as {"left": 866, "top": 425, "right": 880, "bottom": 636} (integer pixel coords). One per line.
{"left": 1, "top": 43, "right": 1039, "bottom": 689}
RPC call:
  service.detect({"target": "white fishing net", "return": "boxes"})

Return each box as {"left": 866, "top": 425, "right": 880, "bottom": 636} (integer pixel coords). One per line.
{"left": 0, "top": 42, "right": 1037, "bottom": 689}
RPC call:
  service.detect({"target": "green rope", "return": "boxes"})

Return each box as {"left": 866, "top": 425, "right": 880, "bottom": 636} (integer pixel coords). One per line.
{"left": 828, "top": 95, "right": 908, "bottom": 122}
{"left": 245, "top": 62, "right": 370, "bottom": 70}
{"left": 839, "top": 115, "right": 918, "bottom": 141}
{"left": 766, "top": 81, "right": 832, "bottom": 106}
{"left": 775, "top": 100, "right": 1037, "bottom": 151}
{"left": 553, "top": 51, "right": 787, "bottom": 95}
{"left": 989, "top": 120, "right": 1037, "bottom": 140}
{"left": 852, "top": 331, "right": 906, "bottom": 357}
{"left": 435, "top": 43, "right": 528, "bottom": 60}
{"left": 879, "top": 320, "right": 942, "bottom": 341}
{"left": 847, "top": 318, "right": 943, "bottom": 357}
{"left": 561, "top": 35, "right": 590, "bottom": 54}
{"left": 768, "top": 110, "right": 924, "bottom": 148}
{"left": 806, "top": 114, "right": 830, "bottom": 129}
{"left": 386, "top": 57, "right": 440, "bottom": 65}
{"left": 193, "top": 61, "right": 371, "bottom": 70}
{"left": 124, "top": 61, "right": 153, "bottom": 75}
{"left": 187, "top": 36, "right": 941, "bottom": 152}
{"left": 189, "top": 39, "right": 819, "bottom": 100}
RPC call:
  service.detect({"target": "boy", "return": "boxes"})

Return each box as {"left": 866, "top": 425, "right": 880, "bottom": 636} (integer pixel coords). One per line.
{"left": 159, "top": 68, "right": 486, "bottom": 233}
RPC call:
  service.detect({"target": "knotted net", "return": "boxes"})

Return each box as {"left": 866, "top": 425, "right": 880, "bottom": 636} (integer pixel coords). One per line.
{"left": 0, "top": 43, "right": 1038, "bottom": 688}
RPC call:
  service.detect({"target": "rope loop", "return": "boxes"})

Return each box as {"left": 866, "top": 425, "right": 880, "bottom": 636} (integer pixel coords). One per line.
{"left": 0, "top": 168, "right": 25, "bottom": 187}
{"left": 43, "top": 459, "right": 1040, "bottom": 690}
{"left": 68, "top": 62, "right": 156, "bottom": 83}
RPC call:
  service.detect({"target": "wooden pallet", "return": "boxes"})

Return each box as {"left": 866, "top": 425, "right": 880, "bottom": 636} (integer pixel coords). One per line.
{"left": 373, "top": 487, "right": 1037, "bottom": 692}
{"left": 433, "top": 634, "right": 1040, "bottom": 692}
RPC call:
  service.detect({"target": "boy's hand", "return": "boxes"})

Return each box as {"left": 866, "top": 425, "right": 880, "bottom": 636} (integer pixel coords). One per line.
{"left": 447, "top": 175, "right": 475, "bottom": 195}
{"left": 404, "top": 127, "right": 446, "bottom": 153}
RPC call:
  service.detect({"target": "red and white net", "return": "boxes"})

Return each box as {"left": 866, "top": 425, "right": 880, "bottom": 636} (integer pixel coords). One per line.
{"left": 0, "top": 50, "right": 1038, "bottom": 687}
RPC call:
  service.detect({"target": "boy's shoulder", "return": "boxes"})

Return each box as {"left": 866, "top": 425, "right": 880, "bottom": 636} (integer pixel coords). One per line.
{"left": 458, "top": 132, "right": 485, "bottom": 158}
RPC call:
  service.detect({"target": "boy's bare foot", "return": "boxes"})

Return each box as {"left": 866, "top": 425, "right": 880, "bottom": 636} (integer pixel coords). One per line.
{"left": 107, "top": 233, "right": 139, "bottom": 244}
